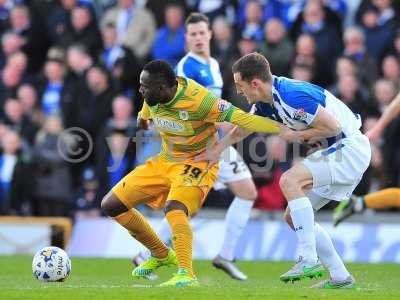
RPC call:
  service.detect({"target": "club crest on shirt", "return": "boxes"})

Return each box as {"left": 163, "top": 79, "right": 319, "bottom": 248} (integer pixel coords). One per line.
{"left": 179, "top": 110, "right": 189, "bottom": 120}
{"left": 217, "top": 99, "right": 231, "bottom": 112}
{"left": 293, "top": 108, "right": 307, "bottom": 121}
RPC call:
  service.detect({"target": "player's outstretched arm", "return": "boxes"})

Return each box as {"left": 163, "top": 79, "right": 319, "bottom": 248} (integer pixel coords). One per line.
{"left": 227, "top": 109, "right": 282, "bottom": 134}
{"left": 367, "top": 91, "right": 400, "bottom": 142}
{"left": 279, "top": 107, "right": 341, "bottom": 144}
{"left": 195, "top": 107, "right": 282, "bottom": 165}
{"left": 194, "top": 125, "right": 251, "bottom": 165}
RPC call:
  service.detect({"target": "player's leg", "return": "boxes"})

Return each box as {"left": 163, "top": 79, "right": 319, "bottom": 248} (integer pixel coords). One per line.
{"left": 213, "top": 177, "right": 256, "bottom": 281}
{"left": 279, "top": 163, "right": 321, "bottom": 281}
{"left": 212, "top": 147, "right": 256, "bottom": 280}
{"left": 101, "top": 162, "right": 177, "bottom": 278}
{"left": 307, "top": 191, "right": 354, "bottom": 288}
{"left": 160, "top": 187, "right": 204, "bottom": 287}
{"left": 334, "top": 188, "right": 400, "bottom": 226}
{"left": 283, "top": 195, "right": 354, "bottom": 288}
{"left": 133, "top": 217, "right": 172, "bottom": 275}
{"left": 101, "top": 190, "right": 169, "bottom": 259}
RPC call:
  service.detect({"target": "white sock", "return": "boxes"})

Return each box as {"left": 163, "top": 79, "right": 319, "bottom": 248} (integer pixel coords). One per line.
{"left": 219, "top": 197, "right": 253, "bottom": 261}
{"left": 315, "top": 223, "right": 350, "bottom": 281}
{"left": 288, "top": 197, "right": 318, "bottom": 263}
{"left": 140, "top": 218, "right": 172, "bottom": 259}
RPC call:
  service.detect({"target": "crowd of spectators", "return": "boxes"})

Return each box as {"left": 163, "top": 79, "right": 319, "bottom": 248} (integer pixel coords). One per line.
{"left": 0, "top": 0, "right": 399, "bottom": 218}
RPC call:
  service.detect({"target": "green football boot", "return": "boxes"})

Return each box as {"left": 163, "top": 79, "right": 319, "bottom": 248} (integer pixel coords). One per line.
{"left": 132, "top": 248, "right": 177, "bottom": 279}
{"left": 280, "top": 257, "right": 325, "bottom": 283}
{"left": 159, "top": 268, "right": 199, "bottom": 287}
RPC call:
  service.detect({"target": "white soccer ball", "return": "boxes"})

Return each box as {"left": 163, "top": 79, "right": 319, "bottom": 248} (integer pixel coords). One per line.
{"left": 32, "top": 246, "right": 71, "bottom": 282}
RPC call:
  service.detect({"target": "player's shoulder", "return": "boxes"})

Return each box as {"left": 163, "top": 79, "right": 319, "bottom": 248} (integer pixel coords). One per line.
{"left": 273, "top": 76, "right": 326, "bottom": 108}
{"left": 176, "top": 53, "right": 202, "bottom": 76}
{"left": 174, "top": 77, "right": 214, "bottom": 109}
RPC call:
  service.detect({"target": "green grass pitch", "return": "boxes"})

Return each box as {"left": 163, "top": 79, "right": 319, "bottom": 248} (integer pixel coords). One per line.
{"left": 1, "top": 256, "right": 399, "bottom": 300}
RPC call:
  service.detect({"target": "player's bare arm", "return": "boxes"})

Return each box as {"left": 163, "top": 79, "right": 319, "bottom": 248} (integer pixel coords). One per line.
{"left": 279, "top": 107, "right": 342, "bottom": 144}
{"left": 367, "top": 91, "right": 400, "bottom": 142}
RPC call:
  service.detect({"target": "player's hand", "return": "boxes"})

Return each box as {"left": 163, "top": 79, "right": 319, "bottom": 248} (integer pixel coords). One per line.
{"left": 137, "top": 116, "right": 150, "bottom": 130}
{"left": 279, "top": 125, "right": 300, "bottom": 143}
{"left": 365, "top": 126, "right": 383, "bottom": 143}
{"left": 193, "top": 143, "right": 223, "bottom": 166}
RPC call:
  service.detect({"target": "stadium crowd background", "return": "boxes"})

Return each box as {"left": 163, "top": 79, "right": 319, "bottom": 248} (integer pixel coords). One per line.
{"left": 0, "top": 0, "right": 399, "bottom": 219}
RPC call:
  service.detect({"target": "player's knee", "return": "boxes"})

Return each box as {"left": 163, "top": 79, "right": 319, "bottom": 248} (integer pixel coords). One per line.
{"left": 279, "top": 171, "right": 296, "bottom": 193}
{"left": 101, "top": 191, "right": 127, "bottom": 217}
{"left": 244, "top": 186, "right": 258, "bottom": 201}
{"left": 164, "top": 200, "right": 189, "bottom": 216}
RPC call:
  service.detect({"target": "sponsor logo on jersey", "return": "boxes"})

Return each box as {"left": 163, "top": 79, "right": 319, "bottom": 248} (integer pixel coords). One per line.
{"left": 217, "top": 99, "right": 231, "bottom": 112}
{"left": 154, "top": 117, "right": 184, "bottom": 132}
{"left": 293, "top": 108, "right": 307, "bottom": 121}
{"left": 200, "top": 69, "right": 208, "bottom": 77}
{"left": 179, "top": 110, "right": 189, "bottom": 120}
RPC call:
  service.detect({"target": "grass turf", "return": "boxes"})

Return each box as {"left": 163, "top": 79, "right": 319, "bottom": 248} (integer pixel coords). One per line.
{"left": 0, "top": 256, "right": 399, "bottom": 300}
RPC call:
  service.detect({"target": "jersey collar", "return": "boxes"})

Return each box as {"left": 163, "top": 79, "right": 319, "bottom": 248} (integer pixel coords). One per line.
{"left": 187, "top": 52, "right": 210, "bottom": 65}
{"left": 163, "top": 77, "right": 188, "bottom": 108}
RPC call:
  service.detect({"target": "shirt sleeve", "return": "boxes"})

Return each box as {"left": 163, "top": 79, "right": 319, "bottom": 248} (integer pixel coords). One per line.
{"left": 282, "top": 92, "right": 321, "bottom": 125}
{"left": 226, "top": 108, "right": 281, "bottom": 134}
{"left": 201, "top": 93, "right": 237, "bottom": 123}
{"left": 138, "top": 101, "right": 151, "bottom": 120}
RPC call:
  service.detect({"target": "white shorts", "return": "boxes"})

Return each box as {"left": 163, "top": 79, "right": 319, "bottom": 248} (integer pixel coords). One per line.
{"left": 213, "top": 146, "right": 252, "bottom": 191}
{"left": 302, "top": 133, "right": 371, "bottom": 208}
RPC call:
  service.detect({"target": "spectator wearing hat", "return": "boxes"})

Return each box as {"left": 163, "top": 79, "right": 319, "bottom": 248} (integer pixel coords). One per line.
{"left": 73, "top": 167, "right": 102, "bottom": 219}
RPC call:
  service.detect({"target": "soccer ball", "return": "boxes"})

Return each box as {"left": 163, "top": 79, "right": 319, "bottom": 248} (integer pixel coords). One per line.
{"left": 32, "top": 246, "right": 71, "bottom": 282}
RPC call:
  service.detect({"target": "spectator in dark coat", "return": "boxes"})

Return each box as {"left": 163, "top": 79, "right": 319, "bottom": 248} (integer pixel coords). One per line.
{"left": 290, "top": 0, "right": 342, "bottom": 85}
{"left": 0, "top": 129, "right": 33, "bottom": 215}
{"left": 96, "top": 95, "right": 137, "bottom": 197}
{"left": 32, "top": 116, "right": 73, "bottom": 217}
{"left": 60, "top": 5, "right": 103, "bottom": 57}
{"left": 3, "top": 98, "right": 38, "bottom": 145}
{"left": 9, "top": 5, "right": 49, "bottom": 72}
{"left": 99, "top": 22, "right": 141, "bottom": 98}
{"left": 257, "top": 18, "right": 293, "bottom": 76}
{"left": 343, "top": 26, "right": 378, "bottom": 86}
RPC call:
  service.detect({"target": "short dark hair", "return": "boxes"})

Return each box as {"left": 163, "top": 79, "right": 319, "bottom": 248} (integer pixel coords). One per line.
{"left": 232, "top": 52, "right": 272, "bottom": 83}
{"left": 185, "top": 12, "right": 210, "bottom": 29}
{"left": 142, "top": 60, "right": 176, "bottom": 87}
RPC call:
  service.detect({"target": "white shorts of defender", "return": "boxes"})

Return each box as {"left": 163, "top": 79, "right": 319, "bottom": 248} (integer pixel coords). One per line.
{"left": 213, "top": 146, "right": 252, "bottom": 191}
{"left": 302, "top": 133, "right": 371, "bottom": 210}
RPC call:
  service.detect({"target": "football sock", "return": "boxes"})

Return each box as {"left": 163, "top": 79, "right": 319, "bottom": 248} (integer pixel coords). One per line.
{"left": 219, "top": 197, "right": 253, "bottom": 261}
{"left": 315, "top": 223, "right": 350, "bottom": 281}
{"left": 113, "top": 209, "right": 169, "bottom": 259}
{"left": 165, "top": 209, "right": 193, "bottom": 277}
{"left": 288, "top": 197, "right": 318, "bottom": 264}
{"left": 364, "top": 188, "right": 400, "bottom": 209}
{"left": 140, "top": 217, "right": 172, "bottom": 260}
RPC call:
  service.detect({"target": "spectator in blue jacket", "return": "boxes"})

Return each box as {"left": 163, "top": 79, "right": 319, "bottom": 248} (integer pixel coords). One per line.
{"left": 151, "top": 4, "right": 185, "bottom": 67}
